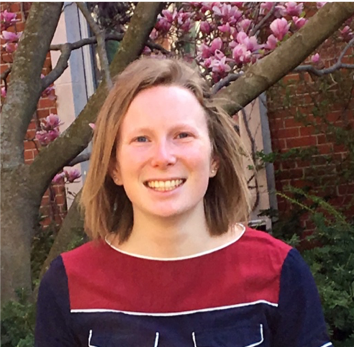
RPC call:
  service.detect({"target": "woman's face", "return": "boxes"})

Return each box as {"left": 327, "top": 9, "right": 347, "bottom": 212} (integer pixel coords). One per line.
{"left": 112, "top": 85, "right": 217, "bottom": 221}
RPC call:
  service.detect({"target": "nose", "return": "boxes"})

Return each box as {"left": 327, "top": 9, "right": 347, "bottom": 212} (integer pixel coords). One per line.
{"left": 150, "top": 139, "right": 177, "bottom": 168}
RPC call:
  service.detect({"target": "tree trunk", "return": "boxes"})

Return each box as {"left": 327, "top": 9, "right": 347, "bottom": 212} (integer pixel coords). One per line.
{"left": 0, "top": 167, "right": 39, "bottom": 301}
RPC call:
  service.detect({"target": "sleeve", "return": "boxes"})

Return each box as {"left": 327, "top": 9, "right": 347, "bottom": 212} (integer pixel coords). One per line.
{"left": 272, "top": 248, "right": 332, "bottom": 347}
{"left": 35, "top": 256, "right": 80, "bottom": 347}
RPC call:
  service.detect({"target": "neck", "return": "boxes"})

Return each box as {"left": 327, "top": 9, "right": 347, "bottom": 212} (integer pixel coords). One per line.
{"left": 111, "top": 205, "right": 238, "bottom": 258}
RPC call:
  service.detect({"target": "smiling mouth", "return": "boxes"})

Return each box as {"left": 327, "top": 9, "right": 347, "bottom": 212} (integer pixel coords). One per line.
{"left": 144, "top": 179, "right": 185, "bottom": 191}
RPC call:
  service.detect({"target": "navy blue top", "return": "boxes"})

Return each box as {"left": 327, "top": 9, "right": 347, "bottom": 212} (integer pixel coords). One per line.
{"left": 35, "top": 227, "right": 332, "bottom": 347}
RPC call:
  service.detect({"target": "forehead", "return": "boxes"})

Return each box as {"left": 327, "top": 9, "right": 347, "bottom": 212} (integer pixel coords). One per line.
{"left": 120, "top": 85, "right": 207, "bottom": 131}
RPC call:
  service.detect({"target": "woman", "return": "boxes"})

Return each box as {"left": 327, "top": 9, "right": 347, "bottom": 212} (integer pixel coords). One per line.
{"left": 35, "top": 58, "right": 332, "bottom": 347}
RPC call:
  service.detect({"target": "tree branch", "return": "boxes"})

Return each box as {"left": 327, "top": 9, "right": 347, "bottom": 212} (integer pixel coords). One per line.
{"left": 42, "top": 34, "right": 169, "bottom": 91}
{"left": 294, "top": 38, "right": 354, "bottom": 76}
{"left": 29, "top": 3, "right": 164, "bottom": 198}
{"left": 68, "top": 153, "right": 91, "bottom": 167}
{"left": 211, "top": 72, "right": 244, "bottom": 94}
{"left": 76, "top": 2, "right": 112, "bottom": 89}
{"left": 250, "top": 2, "right": 278, "bottom": 36}
{"left": 217, "top": 2, "right": 354, "bottom": 116}
{"left": 0, "top": 67, "right": 11, "bottom": 82}
{"left": 0, "top": 3, "right": 63, "bottom": 169}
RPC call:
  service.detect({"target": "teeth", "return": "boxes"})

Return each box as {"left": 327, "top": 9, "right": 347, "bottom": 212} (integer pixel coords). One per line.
{"left": 147, "top": 180, "right": 184, "bottom": 191}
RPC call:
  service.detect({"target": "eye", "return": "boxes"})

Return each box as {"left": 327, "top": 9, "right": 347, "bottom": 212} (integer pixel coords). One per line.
{"left": 177, "top": 132, "right": 190, "bottom": 139}
{"left": 134, "top": 136, "right": 149, "bottom": 143}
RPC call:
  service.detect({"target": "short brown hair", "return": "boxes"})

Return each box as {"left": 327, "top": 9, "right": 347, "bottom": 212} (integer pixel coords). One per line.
{"left": 81, "top": 57, "right": 251, "bottom": 241}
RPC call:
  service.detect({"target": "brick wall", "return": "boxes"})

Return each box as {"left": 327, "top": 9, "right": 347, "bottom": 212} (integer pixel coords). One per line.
{"left": 267, "top": 36, "right": 354, "bottom": 232}
{"left": 1, "top": 2, "right": 67, "bottom": 228}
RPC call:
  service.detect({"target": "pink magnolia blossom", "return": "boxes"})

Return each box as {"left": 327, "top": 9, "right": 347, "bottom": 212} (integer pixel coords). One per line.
{"left": 52, "top": 172, "right": 65, "bottom": 184}
{"left": 89, "top": 123, "right": 96, "bottom": 130}
{"left": 0, "top": 10, "right": 19, "bottom": 30}
{"left": 265, "top": 34, "right": 278, "bottom": 50}
{"left": 52, "top": 169, "right": 81, "bottom": 184}
{"left": 260, "top": 2, "right": 274, "bottom": 12}
{"left": 285, "top": 2, "right": 304, "bottom": 17}
{"left": 210, "top": 37, "right": 223, "bottom": 53}
{"left": 232, "top": 44, "right": 252, "bottom": 64}
{"left": 316, "top": 2, "right": 326, "bottom": 9}
{"left": 293, "top": 16, "right": 308, "bottom": 29}
{"left": 179, "top": 18, "right": 193, "bottom": 33}
{"left": 149, "top": 28, "right": 158, "bottom": 41}
{"left": 212, "top": 3, "right": 242, "bottom": 24}
{"left": 311, "top": 53, "right": 320, "bottom": 63}
{"left": 270, "top": 18, "right": 290, "bottom": 41}
{"left": 340, "top": 26, "right": 354, "bottom": 42}
{"left": 274, "top": 5, "right": 286, "bottom": 17}
{"left": 198, "top": 43, "right": 212, "bottom": 59}
{"left": 161, "top": 9, "right": 176, "bottom": 23}
{"left": 200, "top": 2, "right": 219, "bottom": 13}
{"left": 203, "top": 57, "right": 213, "bottom": 69}
{"left": 65, "top": 169, "right": 81, "bottom": 183}
{"left": 236, "top": 32, "right": 260, "bottom": 52}
{"left": 1, "top": 87, "right": 6, "bottom": 98}
{"left": 1, "top": 30, "right": 21, "bottom": 42}
{"left": 218, "top": 22, "right": 231, "bottom": 33}
{"left": 142, "top": 46, "right": 151, "bottom": 55}
{"left": 155, "top": 17, "right": 171, "bottom": 33}
{"left": 210, "top": 56, "right": 231, "bottom": 74}
{"left": 238, "top": 19, "right": 252, "bottom": 33}
{"left": 41, "top": 114, "right": 61, "bottom": 130}
{"left": 3, "top": 42, "right": 17, "bottom": 53}
{"left": 36, "top": 129, "right": 60, "bottom": 146}
{"left": 200, "top": 21, "right": 211, "bottom": 34}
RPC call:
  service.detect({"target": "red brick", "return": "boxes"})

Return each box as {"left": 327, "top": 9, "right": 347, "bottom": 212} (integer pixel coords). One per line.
{"left": 316, "top": 134, "right": 327, "bottom": 145}
{"left": 300, "top": 127, "right": 315, "bottom": 136}
{"left": 286, "top": 136, "right": 317, "bottom": 148}
{"left": 337, "top": 184, "right": 354, "bottom": 196}
{"left": 9, "top": 3, "right": 21, "bottom": 12}
{"left": 284, "top": 118, "right": 302, "bottom": 128}
{"left": 277, "top": 169, "right": 304, "bottom": 180}
{"left": 276, "top": 127, "right": 300, "bottom": 139}
{"left": 269, "top": 118, "right": 285, "bottom": 130}
{"left": 37, "top": 98, "right": 56, "bottom": 109}
{"left": 317, "top": 143, "right": 333, "bottom": 155}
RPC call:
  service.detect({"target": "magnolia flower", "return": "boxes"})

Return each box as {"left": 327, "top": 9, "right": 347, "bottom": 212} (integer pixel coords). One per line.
{"left": 0, "top": 10, "right": 19, "bottom": 30}
{"left": 155, "top": 17, "right": 171, "bottom": 32}
{"left": 293, "top": 16, "right": 308, "bottom": 29}
{"left": 41, "top": 114, "right": 61, "bottom": 130}
{"left": 218, "top": 23, "right": 231, "bottom": 33}
{"left": 52, "top": 169, "right": 81, "bottom": 184}
{"left": 212, "top": 3, "right": 242, "bottom": 24}
{"left": 3, "top": 41, "right": 17, "bottom": 53}
{"left": 210, "top": 37, "right": 223, "bottom": 53}
{"left": 210, "top": 56, "right": 231, "bottom": 74}
{"left": 340, "top": 26, "right": 353, "bottom": 42}
{"left": 198, "top": 43, "right": 212, "bottom": 59}
{"left": 1, "top": 87, "right": 6, "bottom": 98}
{"left": 142, "top": 46, "right": 151, "bottom": 55}
{"left": 238, "top": 19, "right": 252, "bottom": 32}
{"left": 52, "top": 172, "right": 65, "bottom": 184}
{"left": 36, "top": 129, "right": 60, "bottom": 146}
{"left": 89, "top": 123, "right": 96, "bottom": 130}
{"left": 285, "top": 2, "right": 304, "bottom": 17}
{"left": 1, "top": 30, "right": 21, "bottom": 42}
{"left": 64, "top": 169, "right": 81, "bottom": 183}
{"left": 265, "top": 34, "right": 278, "bottom": 50}
{"left": 200, "top": 21, "right": 211, "bottom": 34}
{"left": 311, "top": 53, "right": 320, "bottom": 63}
{"left": 236, "top": 32, "right": 260, "bottom": 52}
{"left": 270, "top": 18, "right": 290, "bottom": 41}
{"left": 161, "top": 9, "right": 176, "bottom": 23}
{"left": 260, "top": 2, "right": 274, "bottom": 12}
{"left": 232, "top": 44, "right": 252, "bottom": 64}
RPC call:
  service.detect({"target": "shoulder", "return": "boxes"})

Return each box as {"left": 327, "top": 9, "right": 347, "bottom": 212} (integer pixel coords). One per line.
{"left": 238, "top": 227, "right": 292, "bottom": 262}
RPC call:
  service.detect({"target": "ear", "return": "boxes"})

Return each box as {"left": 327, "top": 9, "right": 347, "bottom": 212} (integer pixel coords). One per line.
{"left": 209, "top": 156, "right": 219, "bottom": 178}
{"left": 109, "top": 159, "right": 123, "bottom": 186}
